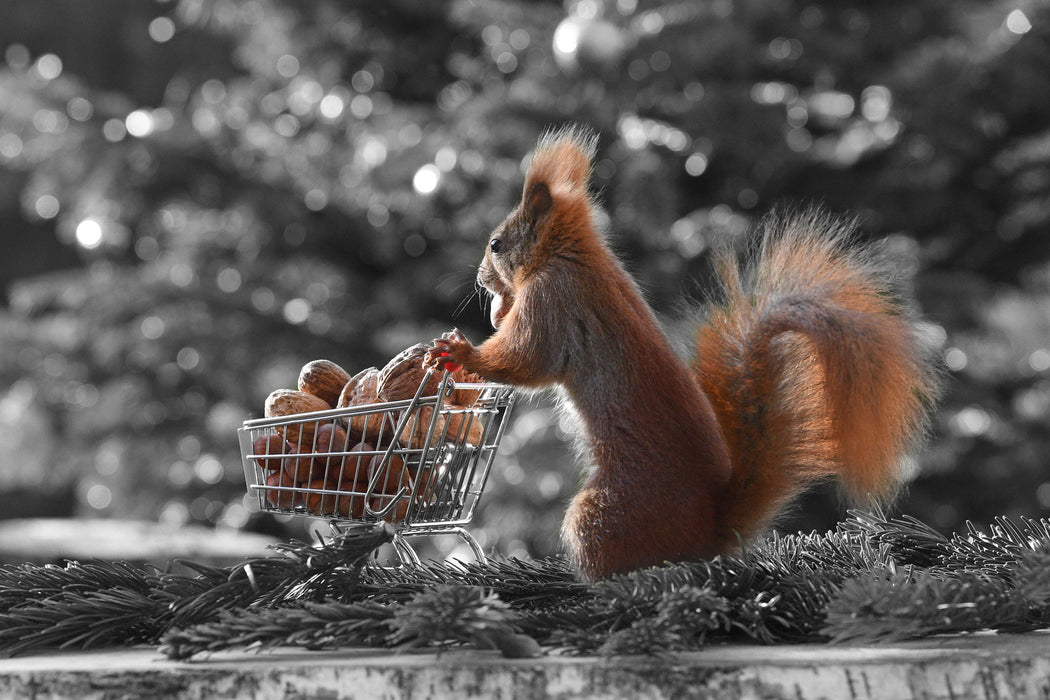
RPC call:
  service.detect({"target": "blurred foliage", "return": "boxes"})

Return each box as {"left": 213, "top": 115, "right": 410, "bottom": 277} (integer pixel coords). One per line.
{"left": 0, "top": 0, "right": 1048, "bottom": 560}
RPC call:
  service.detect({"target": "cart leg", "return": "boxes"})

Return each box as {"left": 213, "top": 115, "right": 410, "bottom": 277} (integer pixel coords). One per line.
{"left": 391, "top": 532, "right": 422, "bottom": 566}
{"left": 453, "top": 527, "right": 488, "bottom": 564}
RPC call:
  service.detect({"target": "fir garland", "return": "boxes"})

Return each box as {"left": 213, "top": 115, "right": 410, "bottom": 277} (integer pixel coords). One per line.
{"left": 0, "top": 510, "right": 1048, "bottom": 660}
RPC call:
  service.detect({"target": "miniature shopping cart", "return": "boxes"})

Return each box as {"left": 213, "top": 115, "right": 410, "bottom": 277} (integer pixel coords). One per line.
{"left": 238, "top": 369, "right": 514, "bottom": 564}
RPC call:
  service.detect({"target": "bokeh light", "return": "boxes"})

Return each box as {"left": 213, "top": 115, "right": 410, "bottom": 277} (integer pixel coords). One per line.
{"left": 413, "top": 163, "right": 441, "bottom": 195}
{"left": 1006, "top": 9, "right": 1032, "bottom": 34}
{"left": 34, "top": 195, "right": 59, "bottom": 219}
{"left": 75, "top": 219, "right": 103, "bottom": 249}
{"left": 34, "top": 53, "right": 62, "bottom": 80}
{"left": 125, "top": 110, "right": 154, "bottom": 138}
{"left": 148, "top": 16, "right": 176, "bottom": 43}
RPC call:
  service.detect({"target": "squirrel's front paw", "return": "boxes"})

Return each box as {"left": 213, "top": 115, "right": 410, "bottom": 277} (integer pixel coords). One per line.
{"left": 425, "top": 335, "right": 472, "bottom": 373}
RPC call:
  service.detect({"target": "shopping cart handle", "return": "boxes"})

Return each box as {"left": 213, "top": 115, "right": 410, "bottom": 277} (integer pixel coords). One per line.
{"left": 364, "top": 486, "right": 409, "bottom": 518}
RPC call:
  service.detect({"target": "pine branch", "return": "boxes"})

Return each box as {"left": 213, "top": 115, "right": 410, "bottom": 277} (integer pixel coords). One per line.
{"left": 838, "top": 508, "right": 953, "bottom": 567}
{"left": 160, "top": 600, "right": 394, "bottom": 660}
{"left": 942, "top": 516, "right": 1050, "bottom": 576}
{"left": 0, "top": 585, "right": 169, "bottom": 657}
{"left": 166, "top": 522, "right": 393, "bottom": 628}
{"left": 1013, "top": 549, "right": 1050, "bottom": 608}
{"left": 357, "top": 555, "right": 584, "bottom": 607}
{"left": 2, "top": 512, "right": 1050, "bottom": 659}
{"left": 0, "top": 523, "right": 393, "bottom": 658}
{"left": 387, "top": 585, "right": 517, "bottom": 648}
{"left": 0, "top": 560, "right": 160, "bottom": 613}
{"left": 822, "top": 567, "right": 1027, "bottom": 644}
{"left": 822, "top": 516, "right": 1050, "bottom": 643}
{"left": 162, "top": 584, "right": 544, "bottom": 661}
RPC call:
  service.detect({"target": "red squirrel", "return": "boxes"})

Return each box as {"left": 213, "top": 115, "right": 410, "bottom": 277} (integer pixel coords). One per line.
{"left": 426, "top": 126, "right": 941, "bottom": 580}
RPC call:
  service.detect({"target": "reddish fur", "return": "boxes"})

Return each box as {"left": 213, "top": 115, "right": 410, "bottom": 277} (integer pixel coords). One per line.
{"left": 694, "top": 217, "right": 940, "bottom": 546}
{"left": 428, "top": 127, "right": 940, "bottom": 580}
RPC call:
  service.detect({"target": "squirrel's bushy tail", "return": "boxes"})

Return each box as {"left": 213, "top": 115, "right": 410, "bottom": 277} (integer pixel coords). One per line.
{"left": 693, "top": 212, "right": 941, "bottom": 544}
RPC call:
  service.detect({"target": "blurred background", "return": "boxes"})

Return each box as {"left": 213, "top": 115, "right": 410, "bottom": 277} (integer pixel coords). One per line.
{"left": 0, "top": 0, "right": 1048, "bottom": 563}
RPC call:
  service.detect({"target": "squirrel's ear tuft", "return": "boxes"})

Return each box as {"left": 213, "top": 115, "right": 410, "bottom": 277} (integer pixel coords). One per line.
{"left": 525, "top": 124, "right": 598, "bottom": 193}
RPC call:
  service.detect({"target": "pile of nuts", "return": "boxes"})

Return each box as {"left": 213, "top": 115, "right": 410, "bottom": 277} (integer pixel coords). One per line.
{"left": 250, "top": 341, "right": 484, "bottom": 521}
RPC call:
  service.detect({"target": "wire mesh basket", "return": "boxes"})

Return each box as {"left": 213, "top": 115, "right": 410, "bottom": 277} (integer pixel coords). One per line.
{"left": 238, "top": 369, "right": 514, "bottom": 564}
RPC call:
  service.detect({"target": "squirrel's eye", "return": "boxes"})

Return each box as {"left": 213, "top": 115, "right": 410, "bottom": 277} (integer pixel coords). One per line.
{"left": 489, "top": 238, "right": 503, "bottom": 254}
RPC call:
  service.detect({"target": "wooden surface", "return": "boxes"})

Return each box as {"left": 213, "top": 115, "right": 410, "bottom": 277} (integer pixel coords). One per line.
{"left": 1, "top": 632, "right": 1049, "bottom": 699}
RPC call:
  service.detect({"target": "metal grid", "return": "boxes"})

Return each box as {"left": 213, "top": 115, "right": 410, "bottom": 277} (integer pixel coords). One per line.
{"left": 237, "top": 370, "right": 514, "bottom": 561}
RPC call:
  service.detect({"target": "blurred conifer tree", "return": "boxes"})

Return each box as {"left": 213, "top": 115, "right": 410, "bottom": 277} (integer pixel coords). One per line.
{"left": 0, "top": 0, "right": 1048, "bottom": 556}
